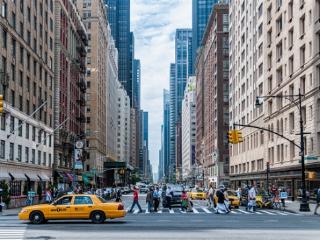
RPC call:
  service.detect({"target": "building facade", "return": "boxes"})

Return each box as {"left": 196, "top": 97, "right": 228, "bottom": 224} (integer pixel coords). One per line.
{"left": 196, "top": 4, "right": 229, "bottom": 188}
{"left": 116, "top": 82, "right": 130, "bottom": 164}
{"left": 182, "top": 77, "right": 196, "bottom": 181}
{"left": 192, "top": 0, "right": 218, "bottom": 74}
{"left": 104, "top": 0, "right": 131, "bottom": 103}
{"left": 77, "top": 0, "right": 109, "bottom": 187}
{"left": 169, "top": 63, "right": 176, "bottom": 181}
{"left": 0, "top": 0, "right": 54, "bottom": 206}
{"left": 162, "top": 89, "right": 170, "bottom": 181}
{"left": 53, "top": 0, "right": 87, "bottom": 188}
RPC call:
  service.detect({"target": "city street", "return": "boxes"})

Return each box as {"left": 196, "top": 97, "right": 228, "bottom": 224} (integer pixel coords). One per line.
{"left": 1, "top": 194, "right": 319, "bottom": 240}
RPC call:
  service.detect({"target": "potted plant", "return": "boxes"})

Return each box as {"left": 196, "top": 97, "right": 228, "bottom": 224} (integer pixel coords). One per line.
{"left": 0, "top": 181, "right": 11, "bottom": 209}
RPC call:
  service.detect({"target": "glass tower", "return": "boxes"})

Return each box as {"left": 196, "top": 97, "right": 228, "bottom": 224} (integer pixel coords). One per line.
{"left": 192, "top": 0, "right": 218, "bottom": 73}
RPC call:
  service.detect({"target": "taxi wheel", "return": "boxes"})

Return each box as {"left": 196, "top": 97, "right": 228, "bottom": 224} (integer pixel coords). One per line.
{"left": 29, "top": 211, "right": 45, "bottom": 224}
{"left": 91, "top": 211, "right": 105, "bottom": 224}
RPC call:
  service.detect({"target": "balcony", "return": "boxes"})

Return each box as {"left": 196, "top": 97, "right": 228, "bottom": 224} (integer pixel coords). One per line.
{"left": 76, "top": 96, "right": 86, "bottom": 107}
{"left": 77, "top": 45, "right": 86, "bottom": 57}
{"left": 77, "top": 28, "right": 88, "bottom": 46}
{"left": 76, "top": 114, "right": 86, "bottom": 123}
{"left": 77, "top": 78, "right": 87, "bottom": 92}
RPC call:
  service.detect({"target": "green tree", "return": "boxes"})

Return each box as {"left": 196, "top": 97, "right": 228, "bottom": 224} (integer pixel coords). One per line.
{"left": 0, "top": 181, "right": 11, "bottom": 207}
{"left": 37, "top": 184, "right": 43, "bottom": 203}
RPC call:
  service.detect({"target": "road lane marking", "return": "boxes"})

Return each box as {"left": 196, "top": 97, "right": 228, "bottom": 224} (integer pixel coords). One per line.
{"left": 275, "top": 211, "right": 288, "bottom": 216}
{"left": 169, "top": 209, "right": 174, "bottom": 214}
{"left": 259, "top": 210, "right": 276, "bottom": 215}
{"left": 236, "top": 209, "right": 251, "bottom": 214}
{"left": 192, "top": 208, "right": 200, "bottom": 214}
{"left": 230, "top": 210, "right": 238, "bottom": 214}
{"left": 254, "top": 211, "right": 263, "bottom": 215}
{"left": 201, "top": 207, "right": 212, "bottom": 213}
{"left": 0, "top": 228, "right": 25, "bottom": 240}
{"left": 157, "top": 210, "right": 162, "bottom": 213}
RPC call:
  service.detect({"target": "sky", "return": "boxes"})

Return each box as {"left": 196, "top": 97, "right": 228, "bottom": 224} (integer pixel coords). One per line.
{"left": 131, "top": 0, "right": 192, "bottom": 176}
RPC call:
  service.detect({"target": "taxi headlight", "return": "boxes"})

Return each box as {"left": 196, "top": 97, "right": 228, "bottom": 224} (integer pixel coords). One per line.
{"left": 20, "top": 209, "right": 29, "bottom": 214}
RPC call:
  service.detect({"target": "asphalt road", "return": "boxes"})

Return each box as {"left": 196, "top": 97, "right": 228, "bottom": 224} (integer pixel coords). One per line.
{"left": 0, "top": 194, "right": 319, "bottom": 240}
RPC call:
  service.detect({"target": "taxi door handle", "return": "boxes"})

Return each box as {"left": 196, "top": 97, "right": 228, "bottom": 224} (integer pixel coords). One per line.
{"left": 88, "top": 206, "right": 93, "bottom": 208}
{"left": 66, "top": 206, "right": 70, "bottom": 208}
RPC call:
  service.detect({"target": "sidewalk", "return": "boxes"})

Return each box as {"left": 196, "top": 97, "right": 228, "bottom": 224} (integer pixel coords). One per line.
{"left": 0, "top": 208, "right": 21, "bottom": 216}
{"left": 284, "top": 201, "right": 317, "bottom": 216}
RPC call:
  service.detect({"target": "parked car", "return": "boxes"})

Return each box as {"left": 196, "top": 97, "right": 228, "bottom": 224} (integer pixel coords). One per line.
{"left": 139, "top": 185, "right": 148, "bottom": 193}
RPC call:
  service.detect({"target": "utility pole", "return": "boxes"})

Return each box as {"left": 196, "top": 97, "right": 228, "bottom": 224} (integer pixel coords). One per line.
{"left": 298, "top": 90, "right": 309, "bottom": 212}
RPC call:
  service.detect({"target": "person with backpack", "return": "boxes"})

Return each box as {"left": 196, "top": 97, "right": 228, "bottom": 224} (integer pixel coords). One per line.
{"left": 153, "top": 187, "right": 161, "bottom": 212}
{"left": 314, "top": 187, "right": 320, "bottom": 215}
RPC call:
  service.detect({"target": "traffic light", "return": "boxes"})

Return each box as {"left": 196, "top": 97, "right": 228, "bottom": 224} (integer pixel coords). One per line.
{"left": 228, "top": 130, "right": 236, "bottom": 144}
{"left": 235, "top": 130, "right": 243, "bottom": 143}
{"left": 0, "top": 95, "right": 3, "bottom": 113}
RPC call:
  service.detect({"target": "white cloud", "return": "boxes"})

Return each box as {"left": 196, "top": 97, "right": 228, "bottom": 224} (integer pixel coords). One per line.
{"left": 131, "top": 0, "right": 192, "bottom": 176}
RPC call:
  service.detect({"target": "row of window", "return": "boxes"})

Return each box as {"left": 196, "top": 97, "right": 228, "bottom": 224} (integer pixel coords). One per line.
{"left": 0, "top": 140, "right": 52, "bottom": 166}
{"left": 0, "top": 115, "right": 52, "bottom": 146}
{"left": 230, "top": 159, "right": 264, "bottom": 175}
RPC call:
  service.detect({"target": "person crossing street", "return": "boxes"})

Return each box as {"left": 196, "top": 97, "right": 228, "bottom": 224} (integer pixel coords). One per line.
{"left": 128, "top": 186, "right": 143, "bottom": 213}
{"left": 153, "top": 187, "right": 161, "bottom": 212}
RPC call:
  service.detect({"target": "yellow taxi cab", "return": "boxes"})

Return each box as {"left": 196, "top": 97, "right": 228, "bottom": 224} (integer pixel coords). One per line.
{"left": 188, "top": 188, "right": 207, "bottom": 200}
{"left": 214, "top": 190, "right": 240, "bottom": 208}
{"left": 18, "top": 194, "right": 126, "bottom": 224}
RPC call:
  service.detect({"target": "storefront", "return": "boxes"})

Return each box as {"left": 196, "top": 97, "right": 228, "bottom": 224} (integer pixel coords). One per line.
{"left": 230, "top": 162, "right": 320, "bottom": 200}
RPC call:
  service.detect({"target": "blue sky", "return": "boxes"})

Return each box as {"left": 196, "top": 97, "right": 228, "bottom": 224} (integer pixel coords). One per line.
{"left": 131, "top": 0, "right": 192, "bottom": 176}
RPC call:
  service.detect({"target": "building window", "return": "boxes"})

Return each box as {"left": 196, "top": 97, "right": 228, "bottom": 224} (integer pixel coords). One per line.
{"left": 9, "top": 143, "right": 14, "bottom": 160}
{"left": 1, "top": 115, "right": 6, "bottom": 131}
{"left": 276, "top": 41, "right": 282, "bottom": 61}
{"left": 1, "top": 1, "right": 7, "bottom": 18}
{"left": 300, "top": 76, "right": 306, "bottom": 94}
{"left": 300, "top": 45, "right": 306, "bottom": 67}
{"left": 2, "top": 29, "right": 7, "bottom": 48}
{"left": 289, "top": 55, "right": 294, "bottom": 76}
{"left": 32, "top": 149, "right": 35, "bottom": 164}
{"left": 25, "top": 147, "right": 29, "bottom": 163}
{"left": 288, "top": 1, "right": 293, "bottom": 21}
{"left": 300, "top": 15, "right": 305, "bottom": 38}
{"left": 289, "top": 112, "right": 295, "bottom": 132}
{"left": 17, "top": 145, "right": 22, "bottom": 161}
{"left": 10, "top": 116, "right": 14, "bottom": 134}
{"left": 276, "top": 66, "right": 283, "bottom": 85}
{"left": 32, "top": 126, "right": 36, "bottom": 141}
{"left": 9, "top": 181, "right": 21, "bottom": 196}
{"left": 276, "top": 15, "right": 282, "bottom": 35}
{"left": 18, "top": 120, "right": 22, "bottom": 136}
{"left": 38, "top": 150, "right": 41, "bottom": 165}
{"left": 0, "top": 140, "right": 5, "bottom": 159}
{"left": 43, "top": 152, "right": 46, "bottom": 166}
{"left": 267, "top": 29, "right": 272, "bottom": 46}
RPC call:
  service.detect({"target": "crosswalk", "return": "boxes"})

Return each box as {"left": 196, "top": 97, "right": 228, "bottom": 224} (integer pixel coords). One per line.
{"left": 0, "top": 227, "right": 26, "bottom": 240}
{"left": 126, "top": 207, "right": 300, "bottom": 216}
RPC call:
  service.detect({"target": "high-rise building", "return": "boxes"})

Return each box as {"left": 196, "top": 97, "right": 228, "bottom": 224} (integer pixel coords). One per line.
{"left": 132, "top": 59, "right": 141, "bottom": 109}
{"left": 77, "top": 0, "right": 109, "bottom": 187}
{"left": 116, "top": 82, "right": 131, "bottom": 164}
{"left": 228, "top": 0, "right": 265, "bottom": 189}
{"left": 192, "top": 0, "right": 218, "bottom": 73}
{"left": 169, "top": 29, "right": 193, "bottom": 181}
{"left": 196, "top": 4, "right": 229, "bottom": 188}
{"left": 158, "top": 125, "right": 164, "bottom": 181}
{"left": 0, "top": 0, "right": 54, "bottom": 203}
{"left": 53, "top": 0, "right": 88, "bottom": 187}
{"left": 163, "top": 89, "right": 170, "bottom": 181}
{"left": 169, "top": 63, "right": 176, "bottom": 181}
{"left": 104, "top": 0, "right": 131, "bottom": 103}
{"left": 182, "top": 77, "right": 196, "bottom": 181}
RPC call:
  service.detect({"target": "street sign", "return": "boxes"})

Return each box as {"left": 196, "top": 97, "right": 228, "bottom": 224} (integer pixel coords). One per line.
{"left": 305, "top": 155, "right": 318, "bottom": 161}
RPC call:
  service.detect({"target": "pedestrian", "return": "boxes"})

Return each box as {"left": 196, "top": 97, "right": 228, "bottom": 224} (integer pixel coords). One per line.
{"left": 215, "top": 186, "right": 229, "bottom": 214}
{"left": 146, "top": 188, "right": 153, "bottom": 213}
{"left": 224, "top": 187, "right": 231, "bottom": 211}
{"left": 236, "top": 188, "right": 241, "bottom": 199}
{"left": 248, "top": 185, "right": 257, "bottom": 212}
{"left": 208, "top": 185, "right": 214, "bottom": 208}
{"left": 45, "top": 188, "right": 52, "bottom": 204}
{"left": 314, "top": 187, "right": 320, "bottom": 215}
{"left": 165, "top": 186, "right": 173, "bottom": 210}
{"left": 181, "top": 190, "right": 188, "bottom": 212}
{"left": 116, "top": 188, "right": 122, "bottom": 202}
{"left": 153, "top": 187, "right": 161, "bottom": 212}
{"left": 128, "top": 186, "right": 143, "bottom": 213}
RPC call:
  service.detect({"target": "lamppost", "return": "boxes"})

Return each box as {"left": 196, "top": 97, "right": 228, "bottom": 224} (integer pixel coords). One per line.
{"left": 256, "top": 89, "right": 310, "bottom": 212}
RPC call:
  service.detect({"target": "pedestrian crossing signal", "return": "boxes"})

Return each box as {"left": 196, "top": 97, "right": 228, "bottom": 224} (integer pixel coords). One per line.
{"left": 0, "top": 95, "right": 3, "bottom": 113}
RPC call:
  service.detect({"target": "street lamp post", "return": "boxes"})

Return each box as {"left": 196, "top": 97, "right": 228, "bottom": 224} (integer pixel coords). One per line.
{"left": 256, "top": 89, "right": 310, "bottom": 211}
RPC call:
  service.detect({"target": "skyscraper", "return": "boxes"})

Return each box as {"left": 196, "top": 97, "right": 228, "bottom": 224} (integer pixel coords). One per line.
{"left": 105, "top": 0, "right": 131, "bottom": 102}
{"left": 169, "top": 29, "right": 193, "bottom": 181}
{"left": 132, "top": 59, "right": 141, "bottom": 109}
{"left": 192, "top": 0, "right": 218, "bottom": 73}
{"left": 163, "top": 89, "right": 170, "bottom": 180}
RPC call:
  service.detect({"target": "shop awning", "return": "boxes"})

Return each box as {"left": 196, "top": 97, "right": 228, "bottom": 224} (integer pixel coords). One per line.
{"left": 37, "top": 174, "right": 50, "bottom": 181}
{"left": 0, "top": 171, "right": 10, "bottom": 180}
{"left": 25, "top": 172, "right": 39, "bottom": 181}
{"left": 9, "top": 172, "right": 27, "bottom": 181}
